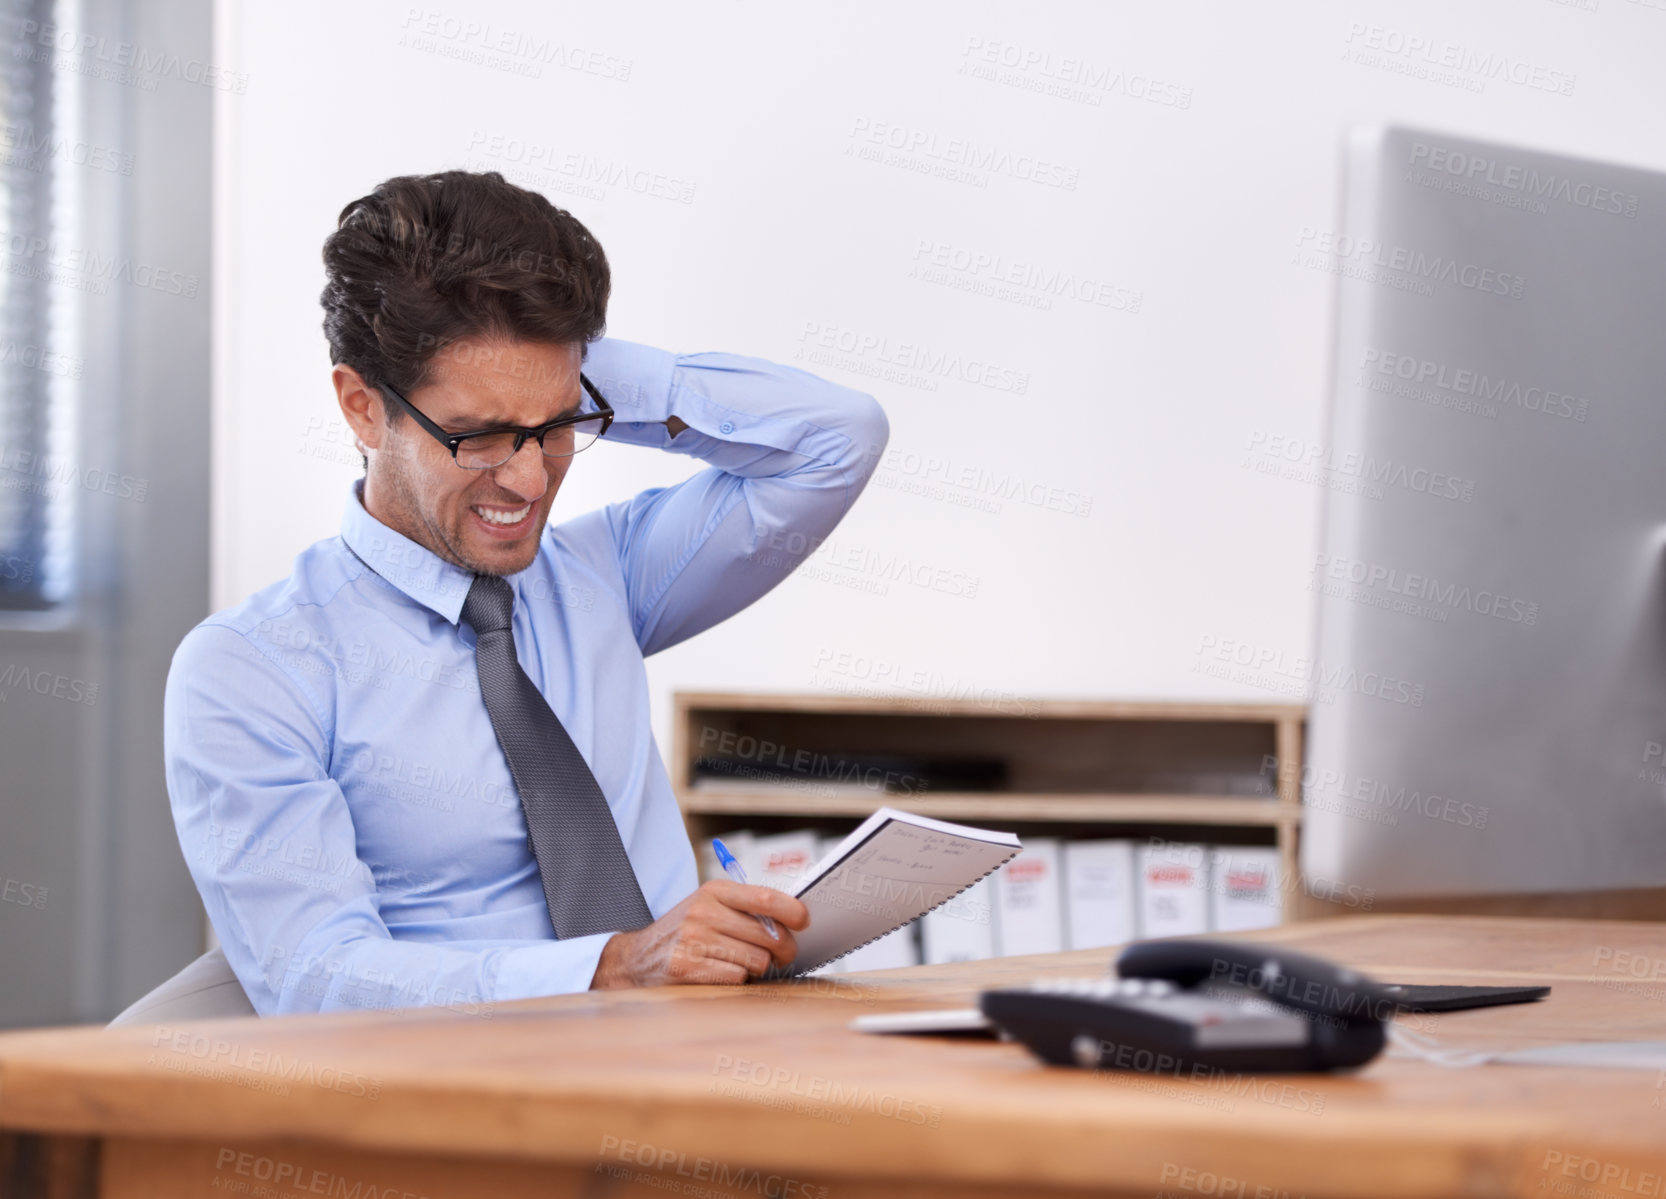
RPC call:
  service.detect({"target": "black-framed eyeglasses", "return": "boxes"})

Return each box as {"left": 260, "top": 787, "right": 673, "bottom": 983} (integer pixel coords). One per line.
{"left": 376, "top": 374, "right": 614, "bottom": 470}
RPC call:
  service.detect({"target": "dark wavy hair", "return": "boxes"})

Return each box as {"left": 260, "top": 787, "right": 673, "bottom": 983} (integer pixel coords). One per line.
{"left": 320, "top": 170, "right": 610, "bottom": 431}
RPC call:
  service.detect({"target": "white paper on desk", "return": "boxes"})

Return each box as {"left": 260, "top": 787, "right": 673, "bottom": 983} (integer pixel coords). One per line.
{"left": 1392, "top": 1027, "right": 1666, "bottom": 1070}
{"left": 777, "top": 807, "right": 1020, "bottom": 977}
{"left": 1496, "top": 1042, "right": 1666, "bottom": 1069}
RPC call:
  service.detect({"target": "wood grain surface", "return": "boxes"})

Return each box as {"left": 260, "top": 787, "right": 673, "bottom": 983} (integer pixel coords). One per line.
{"left": 2, "top": 916, "right": 1664, "bottom": 1198}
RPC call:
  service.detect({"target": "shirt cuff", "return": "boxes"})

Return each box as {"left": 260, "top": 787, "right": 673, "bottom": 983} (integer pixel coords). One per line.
{"left": 491, "top": 932, "right": 617, "bottom": 1000}
{"left": 583, "top": 337, "right": 678, "bottom": 447}
{"left": 585, "top": 337, "right": 857, "bottom": 472}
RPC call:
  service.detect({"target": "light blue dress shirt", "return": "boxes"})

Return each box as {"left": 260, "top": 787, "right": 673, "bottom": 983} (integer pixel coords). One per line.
{"left": 163, "top": 337, "right": 887, "bottom": 1016}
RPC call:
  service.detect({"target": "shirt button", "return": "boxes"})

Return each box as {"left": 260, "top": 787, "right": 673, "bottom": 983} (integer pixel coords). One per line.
{"left": 631, "top": 421, "right": 643, "bottom": 430}
{"left": 719, "top": 421, "right": 734, "bottom": 435}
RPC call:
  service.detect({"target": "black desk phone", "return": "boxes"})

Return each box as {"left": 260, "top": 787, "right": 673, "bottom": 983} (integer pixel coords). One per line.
{"left": 980, "top": 938, "right": 1396, "bottom": 1073}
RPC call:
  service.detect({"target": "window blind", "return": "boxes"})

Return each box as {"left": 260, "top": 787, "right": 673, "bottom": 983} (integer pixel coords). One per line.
{"left": 0, "top": 0, "right": 72, "bottom": 611}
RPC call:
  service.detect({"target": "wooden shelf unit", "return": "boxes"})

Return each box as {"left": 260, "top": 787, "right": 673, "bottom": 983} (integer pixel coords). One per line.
{"left": 670, "top": 691, "right": 1307, "bottom": 906}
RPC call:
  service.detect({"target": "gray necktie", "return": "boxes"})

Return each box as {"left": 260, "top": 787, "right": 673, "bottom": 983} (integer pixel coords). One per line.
{"left": 461, "top": 573, "right": 653, "bottom": 939}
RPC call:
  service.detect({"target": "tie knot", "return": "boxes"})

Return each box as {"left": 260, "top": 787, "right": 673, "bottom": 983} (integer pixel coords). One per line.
{"left": 461, "top": 573, "right": 515, "bottom": 635}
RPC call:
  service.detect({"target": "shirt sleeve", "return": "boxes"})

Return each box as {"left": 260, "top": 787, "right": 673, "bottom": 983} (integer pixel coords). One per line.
{"left": 579, "top": 337, "right": 889, "bottom": 656}
{"left": 163, "top": 623, "right": 615, "bottom": 1016}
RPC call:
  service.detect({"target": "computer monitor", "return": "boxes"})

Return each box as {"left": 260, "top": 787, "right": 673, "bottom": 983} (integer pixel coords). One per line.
{"left": 1299, "top": 124, "right": 1666, "bottom": 898}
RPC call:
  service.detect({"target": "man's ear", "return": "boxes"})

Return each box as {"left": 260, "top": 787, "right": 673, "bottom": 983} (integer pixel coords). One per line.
{"left": 334, "top": 364, "right": 386, "bottom": 454}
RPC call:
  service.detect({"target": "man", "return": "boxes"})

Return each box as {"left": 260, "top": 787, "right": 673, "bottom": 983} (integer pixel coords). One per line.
{"left": 163, "top": 170, "right": 888, "bottom": 1015}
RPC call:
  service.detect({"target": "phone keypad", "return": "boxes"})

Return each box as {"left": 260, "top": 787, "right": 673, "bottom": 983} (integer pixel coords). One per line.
{"left": 1024, "top": 977, "right": 1177, "bottom": 1000}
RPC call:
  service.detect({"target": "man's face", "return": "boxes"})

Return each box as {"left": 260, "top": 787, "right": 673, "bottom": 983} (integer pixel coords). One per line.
{"left": 360, "top": 336, "right": 584, "bottom": 578}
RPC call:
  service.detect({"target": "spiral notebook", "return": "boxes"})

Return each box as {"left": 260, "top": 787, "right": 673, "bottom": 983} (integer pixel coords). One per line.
{"left": 773, "top": 807, "right": 1022, "bottom": 977}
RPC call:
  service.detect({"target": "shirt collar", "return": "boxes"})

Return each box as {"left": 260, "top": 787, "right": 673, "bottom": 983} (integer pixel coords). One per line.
{"left": 339, "top": 477, "right": 493, "bottom": 626}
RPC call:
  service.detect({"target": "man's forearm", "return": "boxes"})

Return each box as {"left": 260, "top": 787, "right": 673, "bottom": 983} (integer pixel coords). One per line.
{"left": 581, "top": 335, "right": 888, "bottom": 476}
{"left": 574, "top": 333, "right": 889, "bottom": 658}
{"left": 242, "top": 930, "right": 622, "bottom": 1015}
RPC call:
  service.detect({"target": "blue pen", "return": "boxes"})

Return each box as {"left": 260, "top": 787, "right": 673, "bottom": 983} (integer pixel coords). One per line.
{"left": 712, "top": 838, "right": 780, "bottom": 940}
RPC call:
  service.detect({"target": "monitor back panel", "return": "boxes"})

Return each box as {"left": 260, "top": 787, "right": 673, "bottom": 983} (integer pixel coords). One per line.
{"left": 1303, "top": 125, "right": 1666, "bottom": 897}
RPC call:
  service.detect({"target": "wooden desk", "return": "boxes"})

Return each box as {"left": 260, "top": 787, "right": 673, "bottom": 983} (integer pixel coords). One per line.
{"left": 3, "top": 916, "right": 1665, "bottom": 1199}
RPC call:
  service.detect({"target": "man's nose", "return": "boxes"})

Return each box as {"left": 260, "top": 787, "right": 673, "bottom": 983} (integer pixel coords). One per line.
{"left": 490, "top": 437, "right": 552, "bottom": 499}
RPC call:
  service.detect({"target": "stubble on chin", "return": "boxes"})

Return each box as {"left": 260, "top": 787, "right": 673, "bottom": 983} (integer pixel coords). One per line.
{"left": 443, "top": 507, "right": 550, "bottom": 578}
{"left": 452, "top": 541, "right": 541, "bottom": 579}
{"left": 372, "top": 455, "right": 553, "bottom": 579}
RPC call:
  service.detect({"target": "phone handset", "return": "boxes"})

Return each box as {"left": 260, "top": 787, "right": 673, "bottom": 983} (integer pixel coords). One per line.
{"left": 979, "top": 938, "right": 1395, "bottom": 1073}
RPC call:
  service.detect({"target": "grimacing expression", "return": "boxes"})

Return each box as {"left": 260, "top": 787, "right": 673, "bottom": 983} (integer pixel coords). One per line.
{"left": 364, "top": 336, "right": 585, "bottom": 578}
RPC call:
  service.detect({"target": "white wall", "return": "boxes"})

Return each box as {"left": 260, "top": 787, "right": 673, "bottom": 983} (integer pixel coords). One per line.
{"left": 212, "top": 0, "right": 1666, "bottom": 751}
